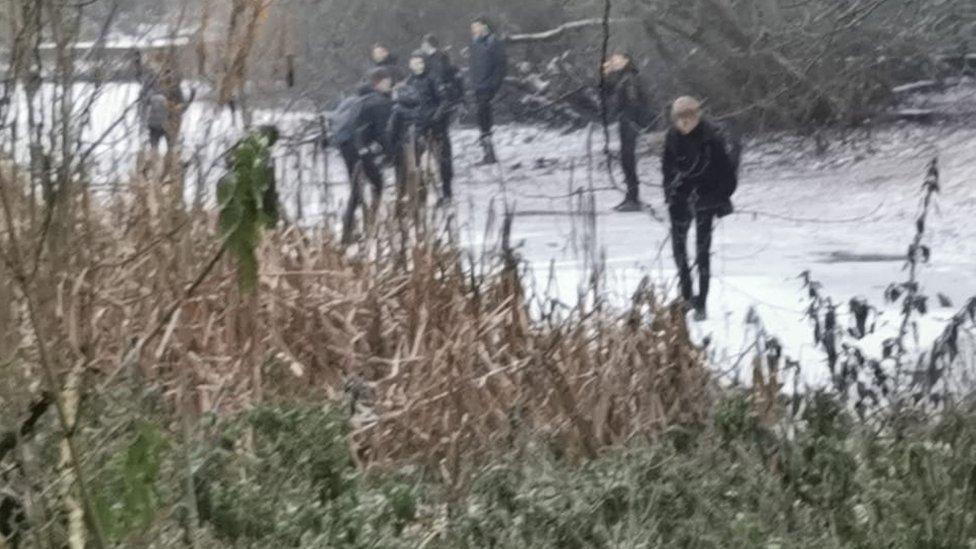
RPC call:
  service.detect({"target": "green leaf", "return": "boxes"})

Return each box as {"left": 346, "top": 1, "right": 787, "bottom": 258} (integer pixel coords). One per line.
{"left": 95, "top": 422, "right": 168, "bottom": 542}
{"left": 218, "top": 131, "right": 278, "bottom": 293}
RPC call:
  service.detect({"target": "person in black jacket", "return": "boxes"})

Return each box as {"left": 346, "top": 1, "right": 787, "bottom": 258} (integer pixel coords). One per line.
{"left": 662, "top": 96, "right": 738, "bottom": 321}
{"left": 337, "top": 68, "right": 395, "bottom": 244}
{"left": 603, "top": 53, "right": 653, "bottom": 212}
{"left": 420, "top": 34, "right": 461, "bottom": 96}
{"left": 394, "top": 53, "right": 441, "bottom": 133}
{"left": 388, "top": 52, "right": 446, "bottom": 193}
{"left": 469, "top": 16, "right": 507, "bottom": 165}
{"left": 421, "top": 35, "right": 462, "bottom": 201}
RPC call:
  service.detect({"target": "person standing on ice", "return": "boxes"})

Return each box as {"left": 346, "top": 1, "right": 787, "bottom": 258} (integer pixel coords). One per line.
{"left": 420, "top": 34, "right": 464, "bottom": 202}
{"left": 140, "top": 56, "right": 191, "bottom": 153}
{"left": 388, "top": 51, "right": 445, "bottom": 194}
{"left": 144, "top": 91, "right": 171, "bottom": 151}
{"left": 469, "top": 16, "right": 507, "bottom": 165}
{"left": 662, "top": 96, "right": 740, "bottom": 321}
{"left": 602, "top": 53, "right": 653, "bottom": 212}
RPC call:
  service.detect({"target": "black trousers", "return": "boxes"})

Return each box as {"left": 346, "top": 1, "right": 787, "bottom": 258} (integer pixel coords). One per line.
{"left": 475, "top": 90, "right": 495, "bottom": 138}
{"left": 429, "top": 120, "right": 454, "bottom": 198}
{"left": 340, "top": 142, "right": 384, "bottom": 242}
{"left": 619, "top": 120, "right": 640, "bottom": 201}
{"left": 669, "top": 203, "right": 716, "bottom": 307}
{"left": 148, "top": 125, "right": 168, "bottom": 149}
{"left": 391, "top": 118, "right": 455, "bottom": 200}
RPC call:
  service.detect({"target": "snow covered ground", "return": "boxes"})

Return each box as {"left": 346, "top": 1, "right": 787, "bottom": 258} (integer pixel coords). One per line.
{"left": 437, "top": 121, "right": 976, "bottom": 388}
{"left": 4, "top": 80, "right": 975, "bottom": 389}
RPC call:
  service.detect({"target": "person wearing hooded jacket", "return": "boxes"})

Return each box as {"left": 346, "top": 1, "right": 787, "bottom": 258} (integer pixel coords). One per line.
{"left": 603, "top": 53, "right": 653, "bottom": 212}
{"left": 469, "top": 16, "right": 507, "bottom": 165}
{"left": 662, "top": 96, "right": 739, "bottom": 321}
{"left": 336, "top": 68, "right": 395, "bottom": 244}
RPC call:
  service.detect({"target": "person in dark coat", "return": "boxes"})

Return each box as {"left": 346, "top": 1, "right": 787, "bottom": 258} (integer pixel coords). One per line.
{"left": 370, "top": 44, "right": 405, "bottom": 83}
{"left": 393, "top": 53, "right": 441, "bottom": 134}
{"left": 469, "top": 16, "right": 507, "bottom": 165}
{"left": 336, "top": 68, "right": 395, "bottom": 244}
{"left": 420, "top": 35, "right": 461, "bottom": 201}
{"left": 603, "top": 53, "right": 653, "bottom": 211}
{"left": 662, "top": 96, "right": 738, "bottom": 321}
{"left": 421, "top": 35, "right": 452, "bottom": 88}
{"left": 140, "top": 58, "right": 190, "bottom": 152}
{"left": 388, "top": 52, "right": 445, "bottom": 192}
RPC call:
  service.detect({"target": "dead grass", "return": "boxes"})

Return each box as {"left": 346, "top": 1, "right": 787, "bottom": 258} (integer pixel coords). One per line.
{"left": 1, "top": 166, "right": 710, "bottom": 484}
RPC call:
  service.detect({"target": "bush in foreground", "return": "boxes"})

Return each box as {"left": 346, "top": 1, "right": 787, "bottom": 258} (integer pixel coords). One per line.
{"left": 178, "top": 395, "right": 976, "bottom": 548}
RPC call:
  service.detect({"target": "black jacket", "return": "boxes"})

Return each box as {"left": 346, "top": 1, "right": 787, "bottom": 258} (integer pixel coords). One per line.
{"left": 425, "top": 50, "right": 464, "bottom": 102}
{"left": 425, "top": 50, "right": 452, "bottom": 83}
{"left": 396, "top": 71, "right": 442, "bottom": 130}
{"left": 352, "top": 84, "right": 394, "bottom": 152}
{"left": 469, "top": 34, "right": 507, "bottom": 95}
{"left": 662, "top": 120, "right": 738, "bottom": 214}
{"left": 606, "top": 68, "right": 652, "bottom": 129}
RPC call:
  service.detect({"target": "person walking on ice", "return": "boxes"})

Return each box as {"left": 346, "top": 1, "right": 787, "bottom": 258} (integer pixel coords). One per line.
{"left": 662, "top": 96, "right": 741, "bottom": 321}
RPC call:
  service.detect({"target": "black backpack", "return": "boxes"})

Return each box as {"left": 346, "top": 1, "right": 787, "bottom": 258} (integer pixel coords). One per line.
{"left": 329, "top": 94, "right": 371, "bottom": 146}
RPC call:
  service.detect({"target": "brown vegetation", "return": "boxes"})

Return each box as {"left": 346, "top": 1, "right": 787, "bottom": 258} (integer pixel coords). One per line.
{"left": 0, "top": 163, "right": 710, "bottom": 487}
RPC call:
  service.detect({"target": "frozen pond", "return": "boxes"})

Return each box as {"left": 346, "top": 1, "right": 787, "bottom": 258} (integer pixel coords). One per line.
{"left": 4, "top": 81, "right": 976, "bottom": 389}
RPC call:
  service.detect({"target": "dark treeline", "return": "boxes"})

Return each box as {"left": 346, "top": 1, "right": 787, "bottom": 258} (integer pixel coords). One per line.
{"left": 270, "top": 0, "right": 976, "bottom": 131}
{"left": 10, "top": 0, "right": 976, "bottom": 130}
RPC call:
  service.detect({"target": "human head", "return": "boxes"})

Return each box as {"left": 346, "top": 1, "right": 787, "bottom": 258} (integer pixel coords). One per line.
{"left": 602, "top": 52, "right": 633, "bottom": 76}
{"left": 671, "top": 96, "right": 702, "bottom": 135}
{"left": 371, "top": 44, "right": 390, "bottom": 64}
{"left": 408, "top": 51, "right": 427, "bottom": 75}
{"left": 421, "top": 33, "right": 440, "bottom": 54}
{"left": 368, "top": 67, "right": 393, "bottom": 94}
{"left": 471, "top": 17, "right": 492, "bottom": 39}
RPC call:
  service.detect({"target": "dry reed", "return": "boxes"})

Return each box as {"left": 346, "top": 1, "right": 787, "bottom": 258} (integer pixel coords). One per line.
{"left": 1, "top": 165, "right": 710, "bottom": 485}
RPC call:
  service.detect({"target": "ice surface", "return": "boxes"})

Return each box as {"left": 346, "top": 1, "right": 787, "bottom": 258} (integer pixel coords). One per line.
{"left": 4, "top": 81, "right": 975, "bottom": 390}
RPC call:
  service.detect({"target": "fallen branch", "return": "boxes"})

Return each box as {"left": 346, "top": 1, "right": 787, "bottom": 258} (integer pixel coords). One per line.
{"left": 507, "top": 18, "right": 633, "bottom": 44}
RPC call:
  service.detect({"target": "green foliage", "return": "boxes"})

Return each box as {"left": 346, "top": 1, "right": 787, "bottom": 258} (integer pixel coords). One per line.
{"left": 199, "top": 405, "right": 423, "bottom": 547}
{"left": 217, "top": 131, "right": 278, "bottom": 292}
{"left": 95, "top": 421, "right": 168, "bottom": 543}
{"left": 438, "top": 397, "right": 976, "bottom": 548}
{"left": 168, "top": 398, "right": 976, "bottom": 547}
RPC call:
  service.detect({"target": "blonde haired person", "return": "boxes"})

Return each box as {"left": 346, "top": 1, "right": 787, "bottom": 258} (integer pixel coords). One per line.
{"left": 662, "top": 96, "right": 740, "bottom": 321}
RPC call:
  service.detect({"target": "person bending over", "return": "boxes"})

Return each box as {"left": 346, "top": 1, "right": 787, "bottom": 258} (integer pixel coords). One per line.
{"left": 332, "top": 68, "right": 395, "bottom": 244}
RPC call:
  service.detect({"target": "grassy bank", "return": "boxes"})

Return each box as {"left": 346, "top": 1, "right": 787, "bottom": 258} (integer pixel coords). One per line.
{"left": 95, "top": 394, "right": 976, "bottom": 548}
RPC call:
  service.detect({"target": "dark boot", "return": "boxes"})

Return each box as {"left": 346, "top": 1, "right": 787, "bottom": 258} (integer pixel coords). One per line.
{"left": 692, "top": 295, "right": 708, "bottom": 321}
{"left": 476, "top": 135, "right": 498, "bottom": 166}
{"left": 613, "top": 198, "right": 644, "bottom": 212}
